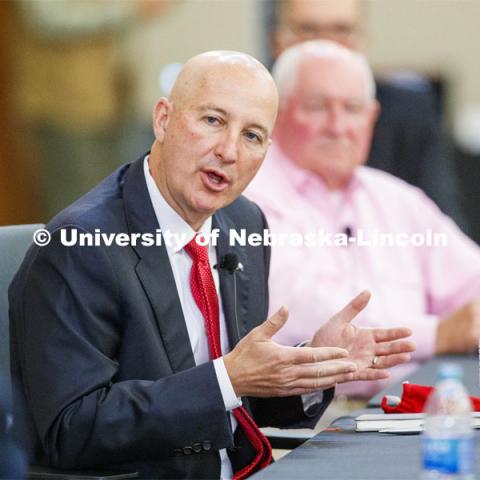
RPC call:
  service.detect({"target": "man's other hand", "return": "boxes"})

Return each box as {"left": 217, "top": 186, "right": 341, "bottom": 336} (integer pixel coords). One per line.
{"left": 223, "top": 307, "right": 357, "bottom": 398}
{"left": 308, "top": 291, "right": 416, "bottom": 382}
{"left": 436, "top": 300, "right": 480, "bottom": 354}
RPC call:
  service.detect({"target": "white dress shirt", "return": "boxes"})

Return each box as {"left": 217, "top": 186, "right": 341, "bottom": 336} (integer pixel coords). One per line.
{"left": 144, "top": 156, "right": 324, "bottom": 477}
{"left": 144, "top": 157, "right": 239, "bottom": 479}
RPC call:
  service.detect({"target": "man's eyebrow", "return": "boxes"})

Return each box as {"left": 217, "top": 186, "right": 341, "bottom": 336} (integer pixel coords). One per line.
{"left": 197, "top": 104, "right": 227, "bottom": 116}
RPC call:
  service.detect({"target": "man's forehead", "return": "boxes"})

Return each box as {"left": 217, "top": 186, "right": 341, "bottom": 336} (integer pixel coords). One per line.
{"left": 180, "top": 61, "right": 272, "bottom": 100}
{"left": 285, "top": 0, "right": 360, "bottom": 23}
{"left": 294, "top": 55, "right": 367, "bottom": 96}
{"left": 201, "top": 87, "right": 276, "bottom": 122}
{"left": 187, "top": 67, "right": 277, "bottom": 123}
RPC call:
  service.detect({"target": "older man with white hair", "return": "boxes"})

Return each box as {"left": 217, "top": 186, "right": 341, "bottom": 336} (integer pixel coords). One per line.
{"left": 269, "top": 0, "right": 466, "bottom": 230}
{"left": 246, "top": 40, "right": 480, "bottom": 399}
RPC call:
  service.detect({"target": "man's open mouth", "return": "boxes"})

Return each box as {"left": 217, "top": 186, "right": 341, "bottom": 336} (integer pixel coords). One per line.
{"left": 201, "top": 169, "right": 230, "bottom": 192}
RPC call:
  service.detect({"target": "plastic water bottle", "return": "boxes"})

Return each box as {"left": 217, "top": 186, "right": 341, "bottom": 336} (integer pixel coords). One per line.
{"left": 422, "top": 363, "right": 474, "bottom": 479}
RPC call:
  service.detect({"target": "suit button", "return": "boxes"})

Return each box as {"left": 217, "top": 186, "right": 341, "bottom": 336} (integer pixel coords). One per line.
{"left": 202, "top": 440, "right": 212, "bottom": 451}
{"left": 173, "top": 448, "right": 182, "bottom": 457}
{"left": 183, "top": 446, "right": 193, "bottom": 455}
{"left": 192, "top": 443, "right": 202, "bottom": 453}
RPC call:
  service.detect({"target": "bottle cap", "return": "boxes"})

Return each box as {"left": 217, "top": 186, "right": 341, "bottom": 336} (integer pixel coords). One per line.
{"left": 437, "top": 362, "right": 463, "bottom": 381}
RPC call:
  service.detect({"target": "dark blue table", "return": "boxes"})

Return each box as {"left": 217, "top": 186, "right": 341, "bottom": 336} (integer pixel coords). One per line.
{"left": 254, "top": 355, "right": 479, "bottom": 479}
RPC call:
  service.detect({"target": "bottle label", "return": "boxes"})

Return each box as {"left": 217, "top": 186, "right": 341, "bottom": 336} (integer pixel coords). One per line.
{"left": 423, "top": 436, "right": 474, "bottom": 474}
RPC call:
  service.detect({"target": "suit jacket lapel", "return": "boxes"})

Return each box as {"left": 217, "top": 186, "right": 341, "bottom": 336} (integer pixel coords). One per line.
{"left": 122, "top": 156, "right": 196, "bottom": 373}
{"left": 213, "top": 212, "right": 249, "bottom": 349}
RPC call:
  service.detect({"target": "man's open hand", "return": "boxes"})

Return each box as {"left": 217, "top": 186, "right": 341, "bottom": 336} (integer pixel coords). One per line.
{"left": 224, "top": 307, "right": 358, "bottom": 398}
{"left": 308, "top": 291, "right": 416, "bottom": 381}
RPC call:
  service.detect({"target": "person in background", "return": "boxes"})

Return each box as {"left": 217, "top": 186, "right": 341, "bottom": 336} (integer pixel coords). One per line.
{"left": 13, "top": 0, "right": 175, "bottom": 220}
{"left": 246, "top": 40, "right": 480, "bottom": 400}
{"left": 269, "top": 0, "right": 467, "bottom": 231}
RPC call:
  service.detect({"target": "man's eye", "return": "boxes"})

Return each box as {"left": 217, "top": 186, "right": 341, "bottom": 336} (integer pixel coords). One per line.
{"left": 205, "top": 116, "right": 220, "bottom": 125}
{"left": 345, "top": 103, "right": 365, "bottom": 114}
{"left": 304, "top": 103, "right": 326, "bottom": 112}
{"left": 245, "top": 131, "right": 261, "bottom": 143}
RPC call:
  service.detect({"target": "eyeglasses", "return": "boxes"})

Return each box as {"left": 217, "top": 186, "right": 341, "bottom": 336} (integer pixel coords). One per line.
{"left": 282, "top": 21, "right": 361, "bottom": 44}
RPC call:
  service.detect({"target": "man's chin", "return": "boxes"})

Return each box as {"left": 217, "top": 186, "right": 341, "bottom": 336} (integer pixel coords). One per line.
{"left": 194, "top": 188, "right": 238, "bottom": 213}
{"left": 192, "top": 197, "right": 225, "bottom": 219}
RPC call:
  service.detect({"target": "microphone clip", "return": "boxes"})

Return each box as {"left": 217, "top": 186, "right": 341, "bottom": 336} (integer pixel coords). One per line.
{"left": 216, "top": 253, "right": 243, "bottom": 274}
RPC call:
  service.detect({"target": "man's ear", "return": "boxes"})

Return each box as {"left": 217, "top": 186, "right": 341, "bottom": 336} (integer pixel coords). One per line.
{"left": 271, "top": 28, "right": 288, "bottom": 61}
{"left": 152, "top": 97, "right": 173, "bottom": 142}
{"left": 271, "top": 30, "right": 281, "bottom": 61}
{"left": 369, "top": 99, "right": 381, "bottom": 126}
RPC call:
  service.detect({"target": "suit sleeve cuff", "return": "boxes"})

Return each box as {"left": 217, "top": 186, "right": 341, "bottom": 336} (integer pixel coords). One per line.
{"left": 213, "top": 357, "right": 242, "bottom": 412}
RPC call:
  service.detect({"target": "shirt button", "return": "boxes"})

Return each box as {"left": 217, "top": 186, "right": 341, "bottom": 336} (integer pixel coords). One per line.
{"left": 192, "top": 443, "right": 202, "bottom": 453}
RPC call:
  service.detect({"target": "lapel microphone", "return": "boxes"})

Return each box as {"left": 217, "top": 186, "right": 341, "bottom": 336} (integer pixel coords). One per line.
{"left": 214, "top": 253, "right": 243, "bottom": 342}
{"left": 343, "top": 226, "right": 353, "bottom": 239}
{"left": 215, "top": 253, "right": 244, "bottom": 273}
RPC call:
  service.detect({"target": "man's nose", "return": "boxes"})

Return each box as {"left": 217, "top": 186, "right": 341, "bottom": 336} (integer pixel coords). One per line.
{"left": 214, "top": 130, "right": 239, "bottom": 163}
{"left": 325, "top": 107, "right": 349, "bottom": 136}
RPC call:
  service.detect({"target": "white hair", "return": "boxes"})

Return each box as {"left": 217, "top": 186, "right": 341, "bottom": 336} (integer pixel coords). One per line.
{"left": 272, "top": 40, "right": 376, "bottom": 103}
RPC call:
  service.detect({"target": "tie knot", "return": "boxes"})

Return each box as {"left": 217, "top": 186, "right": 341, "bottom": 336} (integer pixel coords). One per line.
{"left": 184, "top": 236, "right": 209, "bottom": 264}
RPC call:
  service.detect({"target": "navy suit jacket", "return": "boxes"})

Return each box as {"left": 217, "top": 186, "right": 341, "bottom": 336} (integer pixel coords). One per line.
{"left": 9, "top": 156, "right": 330, "bottom": 479}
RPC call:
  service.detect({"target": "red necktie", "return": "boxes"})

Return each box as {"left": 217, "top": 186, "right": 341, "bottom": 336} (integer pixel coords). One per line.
{"left": 184, "top": 237, "right": 272, "bottom": 479}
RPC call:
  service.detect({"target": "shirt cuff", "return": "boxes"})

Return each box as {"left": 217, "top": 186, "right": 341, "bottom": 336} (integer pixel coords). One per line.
{"left": 408, "top": 314, "right": 439, "bottom": 361}
{"left": 213, "top": 357, "right": 242, "bottom": 412}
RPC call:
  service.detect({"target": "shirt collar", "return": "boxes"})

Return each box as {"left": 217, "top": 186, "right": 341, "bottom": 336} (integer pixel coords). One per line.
{"left": 269, "top": 142, "right": 363, "bottom": 198}
{"left": 143, "top": 156, "right": 212, "bottom": 253}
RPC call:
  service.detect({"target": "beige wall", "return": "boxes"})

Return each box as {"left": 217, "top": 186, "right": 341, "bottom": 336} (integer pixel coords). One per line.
{"left": 366, "top": 0, "right": 480, "bottom": 118}
{"left": 120, "top": 0, "right": 264, "bottom": 120}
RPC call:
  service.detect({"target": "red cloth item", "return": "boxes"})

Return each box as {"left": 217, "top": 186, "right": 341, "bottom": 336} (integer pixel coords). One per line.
{"left": 184, "top": 238, "right": 272, "bottom": 479}
{"left": 381, "top": 382, "right": 480, "bottom": 414}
